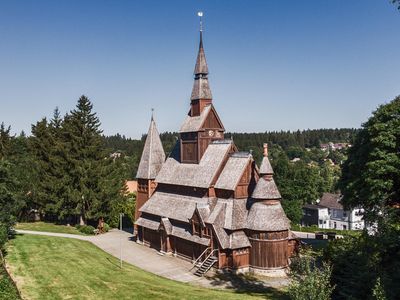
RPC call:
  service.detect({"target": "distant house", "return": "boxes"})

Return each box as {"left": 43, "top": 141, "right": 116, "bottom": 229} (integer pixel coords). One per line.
{"left": 320, "top": 142, "right": 351, "bottom": 152}
{"left": 301, "top": 193, "right": 364, "bottom": 230}
{"left": 301, "top": 204, "right": 330, "bottom": 229}
{"left": 319, "top": 193, "right": 364, "bottom": 230}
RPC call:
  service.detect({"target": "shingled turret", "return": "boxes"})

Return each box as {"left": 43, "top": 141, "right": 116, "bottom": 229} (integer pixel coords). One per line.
{"left": 247, "top": 143, "right": 291, "bottom": 271}
{"left": 134, "top": 114, "right": 165, "bottom": 224}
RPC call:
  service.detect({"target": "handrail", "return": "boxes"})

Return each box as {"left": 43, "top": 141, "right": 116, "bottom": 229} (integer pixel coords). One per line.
{"left": 190, "top": 247, "right": 211, "bottom": 271}
{"left": 203, "top": 249, "right": 218, "bottom": 264}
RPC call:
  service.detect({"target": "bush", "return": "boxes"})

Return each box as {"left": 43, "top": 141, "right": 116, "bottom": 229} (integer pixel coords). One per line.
{"left": 77, "top": 225, "right": 95, "bottom": 235}
{"left": 288, "top": 249, "right": 334, "bottom": 300}
{"left": 0, "top": 225, "right": 8, "bottom": 252}
{"left": 103, "top": 223, "right": 110, "bottom": 232}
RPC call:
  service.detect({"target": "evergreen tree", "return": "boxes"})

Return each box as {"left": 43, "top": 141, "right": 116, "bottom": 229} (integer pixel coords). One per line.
{"left": 0, "top": 122, "right": 12, "bottom": 159}
{"left": 62, "top": 95, "right": 105, "bottom": 225}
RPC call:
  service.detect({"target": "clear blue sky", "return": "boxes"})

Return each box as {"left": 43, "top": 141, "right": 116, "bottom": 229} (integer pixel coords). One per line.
{"left": 1, "top": 1, "right": 399, "bottom": 138}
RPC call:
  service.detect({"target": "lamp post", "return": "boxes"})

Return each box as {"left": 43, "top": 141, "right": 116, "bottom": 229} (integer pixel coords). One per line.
{"left": 120, "top": 213, "right": 124, "bottom": 269}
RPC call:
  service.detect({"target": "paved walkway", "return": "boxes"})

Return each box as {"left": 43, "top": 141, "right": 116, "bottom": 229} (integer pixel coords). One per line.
{"left": 16, "top": 229, "right": 289, "bottom": 290}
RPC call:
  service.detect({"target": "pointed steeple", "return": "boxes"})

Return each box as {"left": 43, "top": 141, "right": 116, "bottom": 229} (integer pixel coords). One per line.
{"left": 136, "top": 113, "right": 166, "bottom": 179}
{"left": 252, "top": 143, "right": 281, "bottom": 200}
{"left": 191, "top": 14, "right": 212, "bottom": 102}
{"left": 259, "top": 143, "right": 274, "bottom": 176}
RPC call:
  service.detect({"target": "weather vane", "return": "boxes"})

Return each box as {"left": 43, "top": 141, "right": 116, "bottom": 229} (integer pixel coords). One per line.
{"left": 198, "top": 11, "right": 203, "bottom": 32}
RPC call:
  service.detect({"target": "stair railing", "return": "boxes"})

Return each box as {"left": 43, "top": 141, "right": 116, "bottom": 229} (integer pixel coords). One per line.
{"left": 194, "top": 249, "right": 218, "bottom": 275}
{"left": 190, "top": 247, "right": 211, "bottom": 271}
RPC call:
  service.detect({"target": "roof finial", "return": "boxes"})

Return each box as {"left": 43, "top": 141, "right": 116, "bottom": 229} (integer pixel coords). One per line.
{"left": 151, "top": 108, "right": 154, "bottom": 121}
{"left": 198, "top": 11, "right": 203, "bottom": 32}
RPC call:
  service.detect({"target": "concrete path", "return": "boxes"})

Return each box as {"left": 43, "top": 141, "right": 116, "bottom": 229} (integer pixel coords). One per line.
{"left": 15, "top": 229, "right": 289, "bottom": 290}
{"left": 292, "top": 231, "right": 316, "bottom": 239}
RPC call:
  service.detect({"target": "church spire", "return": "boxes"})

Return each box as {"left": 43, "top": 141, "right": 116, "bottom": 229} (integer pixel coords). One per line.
{"left": 136, "top": 112, "right": 165, "bottom": 179}
{"left": 191, "top": 12, "right": 212, "bottom": 103}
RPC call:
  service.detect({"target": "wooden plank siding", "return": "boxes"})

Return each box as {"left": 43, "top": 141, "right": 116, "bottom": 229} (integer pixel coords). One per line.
{"left": 248, "top": 230, "right": 289, "bottom": 269}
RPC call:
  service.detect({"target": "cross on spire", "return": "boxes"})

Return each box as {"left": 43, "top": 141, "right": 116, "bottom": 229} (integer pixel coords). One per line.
{"left": 198, "top": 11, "right": 203, "bottom": 32}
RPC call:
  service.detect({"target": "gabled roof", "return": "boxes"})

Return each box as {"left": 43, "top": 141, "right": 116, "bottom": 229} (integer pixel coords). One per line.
{"left": 251, "top": 177, "right": 281, "bottom": 200}
{"left": 160, "top": 217, "right": 172, "bottom": 235}
{"left": 247, "top": 202, "right": 290, "bottom": 231}
{"left": 179, "top": 104, "right": 224, "bottom": 133}
{"left": 215, "top": 153, "right": 251, "bottom": 191}
{"left": 319, "top": 193, "right": 343, "bottom": 210}
{"left": 156, "top": 140, "right": 232, "bottom": 188}
{"left": 136, "top": 116, "right": 166, "bottom": 179}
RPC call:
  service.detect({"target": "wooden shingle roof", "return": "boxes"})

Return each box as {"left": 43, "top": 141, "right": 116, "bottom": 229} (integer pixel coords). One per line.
{"left": 247, "top": 202, "right": 290, "bottom": 231}
{"left": 136, "top": 116, "right": 165, "bottom": 179}
{"left": 139, "top": 192, "right": 208, "bottom": 223}
{"left": 156, "top": 140, "right": 232, "bottom": 188}
{"left": 215, "top": 153, "right": 251, "bottom": 191}
{"left": 251, "top": 177, "right": 281, "bottom": 200}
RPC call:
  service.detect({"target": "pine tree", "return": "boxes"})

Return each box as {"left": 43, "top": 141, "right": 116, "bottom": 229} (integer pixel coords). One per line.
{"left": 0, "top": 122, "right": 12, "bottom": 160}
{"left": 63, "top": 95, "right": 104, "bottom": 225}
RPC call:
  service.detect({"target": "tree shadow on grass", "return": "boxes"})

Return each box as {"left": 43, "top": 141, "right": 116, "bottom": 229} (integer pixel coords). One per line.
{"left": 206, "top": 271, "right": 289, "bottom": 300}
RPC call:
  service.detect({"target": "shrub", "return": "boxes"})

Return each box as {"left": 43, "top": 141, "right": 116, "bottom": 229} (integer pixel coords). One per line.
{"left": 288, "top": 249, "right": 334, "bottom": 300}
{"left": 103, "top": 223, "right": 110, "bottom": 232}
{"left": 0, "top": 225, "right": 8, "bottom": 252}
{"left": 77, "top": 225, "right": 95, "bottom": 235}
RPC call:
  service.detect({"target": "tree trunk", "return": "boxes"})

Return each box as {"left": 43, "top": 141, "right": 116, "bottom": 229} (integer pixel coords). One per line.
{"left": 79, "top": 214, "right": 86, "bottom": 226}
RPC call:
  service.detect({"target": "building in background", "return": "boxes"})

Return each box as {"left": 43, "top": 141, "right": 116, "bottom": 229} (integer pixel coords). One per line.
{"left": 301, "top": 193, "right": 365, "bottom": 230}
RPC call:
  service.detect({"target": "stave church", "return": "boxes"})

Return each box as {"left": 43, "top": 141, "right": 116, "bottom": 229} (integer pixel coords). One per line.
{"left": 134, "top": 21, "right": 298, "bottom": 275}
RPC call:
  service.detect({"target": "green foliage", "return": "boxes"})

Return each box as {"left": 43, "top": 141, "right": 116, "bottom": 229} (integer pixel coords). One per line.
{"left": 373, "top": 277, "right": 387, "bottom": 300}
{"left": 0, "top": 160, "right": 22, "bottom": 229}
{"left": 0, "top": 225, "right": 7, "bottom": 252}
{"left": 27, "top": 97, "right": 128, "bottom": 226}
{"left": 77, "top": 225, "right": 95, "bottom": 235}
{"left": 0, "top": 123, "right": 12, "bottom": 160}
{"left": 288, "top": 249, "right": 334, "bottom": 300}
{"left": 103, "top": 223, "right": 110, "bottom": 232}
{"left": 339, "top": 96, "right": 400, "bottom": 222}
{"left": 108, "top": 193, "right": 136, "bottom": 228}
{"left": 324, "top": 219, "right": 400, "bottom": 299}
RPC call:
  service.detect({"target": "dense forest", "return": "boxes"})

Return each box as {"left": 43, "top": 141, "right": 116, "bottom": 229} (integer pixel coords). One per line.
{"left": 104, "top": 128, "right": 357, "bottom": 177}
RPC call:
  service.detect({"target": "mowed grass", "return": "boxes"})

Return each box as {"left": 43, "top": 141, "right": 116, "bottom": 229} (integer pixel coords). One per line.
{"left": 15, "top": 222, "right": 85, "bottom": 235}
{"left": 6, "top": 234, "right": 285, "bottom": 300}
{"left": 0, "top": 264, "right": 20, "bottom": 300}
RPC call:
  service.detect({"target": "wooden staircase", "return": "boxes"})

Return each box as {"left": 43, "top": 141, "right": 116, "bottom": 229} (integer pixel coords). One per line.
{"left": 190, "top": 248, "right": 218, "bottom": 277}
{"left": 193, "top": 255, "right": 218, "bottom": 277}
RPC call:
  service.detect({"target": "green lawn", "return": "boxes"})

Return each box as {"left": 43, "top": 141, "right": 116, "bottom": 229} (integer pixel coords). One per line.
{"left": 6, "top": 234, "right": 286, "bottom": 300}
{"left": 15, "top": 222, "right": 86, "bottom": 235}
{"left": 0, "top": 264, "right": 20, "bottom": 300}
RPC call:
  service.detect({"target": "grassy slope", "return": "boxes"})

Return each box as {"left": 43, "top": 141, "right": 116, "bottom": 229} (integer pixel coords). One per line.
{"left": 6, "top": 234, "right": 286, "bottom": 300}
{"left": 15, "top": 222, "right": 85, "bottom": 235}
{"left": 0, "top": 264, "right": 20, "bottom": 300}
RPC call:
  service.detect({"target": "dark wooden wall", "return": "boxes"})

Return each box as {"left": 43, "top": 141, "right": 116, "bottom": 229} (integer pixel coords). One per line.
{"left": 248, "top": 230, "right": 289, "bottom": 269}
{"left": 142, "top": 228, "right": 160, "bottom": 251}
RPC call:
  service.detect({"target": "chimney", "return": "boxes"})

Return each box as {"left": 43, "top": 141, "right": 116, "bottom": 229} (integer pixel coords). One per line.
{"left": 263, "top": 143, "right": 268, "bottom": 157}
